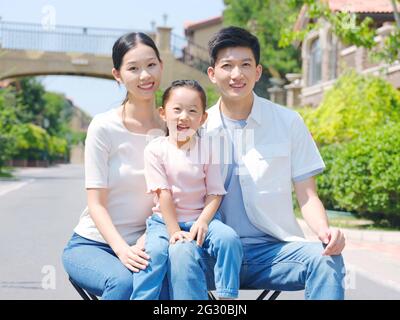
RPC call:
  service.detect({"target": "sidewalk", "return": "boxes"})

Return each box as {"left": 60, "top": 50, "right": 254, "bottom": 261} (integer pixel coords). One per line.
{"left": 298, "top": 219, "right": 400, "bottom": 295}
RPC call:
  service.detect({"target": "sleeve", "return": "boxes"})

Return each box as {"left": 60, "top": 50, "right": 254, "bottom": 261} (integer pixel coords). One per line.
{"left": 143, "top": 142, "right": 170, "bottom": 193}
{"left": 204, "top": 153, "right": 227, "bottom": 196}
{"left": 291, "top": 112, "right": 325, "bottom": 181}
{"left": 84, "top": 118, "right": 111, "bottom": 189}
{"left": 292, "top": 168, "right": 325, "bottom": 182}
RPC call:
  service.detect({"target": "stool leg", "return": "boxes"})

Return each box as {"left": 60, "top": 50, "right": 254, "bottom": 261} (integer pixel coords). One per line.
{"left": 69, "top": 277, "right": 98, "bottom": 300}
{"left": 208, "top": 291, "right": 217, "bottom": 300}
{"left": 269, "top": 291, "right": 281, "bottom": 300}
{"left": 256, "top": 290, "right": 270, "bottom": 300}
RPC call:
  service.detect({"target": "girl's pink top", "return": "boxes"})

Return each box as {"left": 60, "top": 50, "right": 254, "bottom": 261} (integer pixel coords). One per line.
{"left": 144, "top": 135, "right": 226, "bottom": 222}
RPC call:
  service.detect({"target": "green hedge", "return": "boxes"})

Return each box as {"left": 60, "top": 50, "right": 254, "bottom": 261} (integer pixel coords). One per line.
{"left": 299, "top": 71, "right": 400, "bottom": 227}
{"left": 303, "top": 70, "right": 400, "bottom": 146}
{"left": 318, "top": 124, "right": 400, "bottom": 227}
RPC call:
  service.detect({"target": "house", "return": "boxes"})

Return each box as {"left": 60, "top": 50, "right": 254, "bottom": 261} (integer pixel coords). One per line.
{"left": 182, "top": 16, "right": 223, "bottom": 71}
{"left": 292, "top": 0, "right": 400, "bottom": 107}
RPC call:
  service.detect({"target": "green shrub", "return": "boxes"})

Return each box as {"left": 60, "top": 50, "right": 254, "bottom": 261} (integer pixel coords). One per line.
{"left": 299, "top": 71, "right": 400, "bottom": 227}
{"left": 318, "top": 124, "right": 400, "bottom": 227}
{"left": 10, "top": 123, "right": 50, "bottom": 160}
{"left": 48, "top": 136, "right": 68, "bottom": 161}
{"left": 316, "top": 143, "right": 343, "bottom": 211}
{"left": 303, "top": 70, "right": 400, "bottom": 146}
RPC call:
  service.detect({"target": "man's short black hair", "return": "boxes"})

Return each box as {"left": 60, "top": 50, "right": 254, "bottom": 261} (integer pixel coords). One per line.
{"left": 208, "top": 26, "right": 260, "bottom": 67}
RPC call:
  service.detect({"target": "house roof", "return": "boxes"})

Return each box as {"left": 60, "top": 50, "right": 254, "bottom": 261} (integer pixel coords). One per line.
{"left": 327, "top": 0, "right": 399, "bottom": 13}
{"left": 184, "top": 16, "right": 223, "bottom": 34}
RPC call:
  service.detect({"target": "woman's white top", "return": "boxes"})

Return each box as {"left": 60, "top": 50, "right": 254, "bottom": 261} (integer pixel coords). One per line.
{"left": 74, "top": 108, "right": 162, "bottom": 245}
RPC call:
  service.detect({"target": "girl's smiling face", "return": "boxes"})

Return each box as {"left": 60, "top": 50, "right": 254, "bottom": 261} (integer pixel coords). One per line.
{"left": 160, "top": 87, "right": 208, "bottom": 144}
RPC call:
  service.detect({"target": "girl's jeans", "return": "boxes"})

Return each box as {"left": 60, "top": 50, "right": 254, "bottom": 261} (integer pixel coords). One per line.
{"left": 131, "top": 213, "right": 243, "bottom": 299}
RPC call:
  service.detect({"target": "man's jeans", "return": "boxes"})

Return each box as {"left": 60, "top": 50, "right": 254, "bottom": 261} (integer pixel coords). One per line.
{"left": 169, "top": 239, "right": 346, "bottom": 300}
{"left": 62, "top": 233, "right": 169, "bottom": 300}
{"left": 132, "top": 213, "right": 243, "bottom": 299}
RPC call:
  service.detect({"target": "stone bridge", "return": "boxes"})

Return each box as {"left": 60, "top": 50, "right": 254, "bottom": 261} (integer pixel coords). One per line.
{"left": 0, "top": 21, "right": 211, "bottom": 89}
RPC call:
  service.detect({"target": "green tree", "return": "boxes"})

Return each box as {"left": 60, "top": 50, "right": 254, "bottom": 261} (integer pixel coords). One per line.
{"left": 0, "top": 88, "right": 19, "bottom": 173}
{"left": 223, "top": 0, "right": 302, "bottom": 76}
{"left": 280, "top": 0, "right": 400, "bottom": 64}
{"left": 15, "top": 77, "right": 46, "bottom": 125}
{"left": 1, "top": 77, "right": 80, "bottom": 167}
{"left": 43, "top": 92, "right": 73, "bottom": 136}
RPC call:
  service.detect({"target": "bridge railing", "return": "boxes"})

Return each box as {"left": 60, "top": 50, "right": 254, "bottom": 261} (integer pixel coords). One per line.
{"left": 171, "top": 33, "right": 210, "bottom": 74}
{"left": 0, "top": 21, "right": 210, "bottom": 73}
{"left": 0, "top": 21, "right": 149, "bottom": 55}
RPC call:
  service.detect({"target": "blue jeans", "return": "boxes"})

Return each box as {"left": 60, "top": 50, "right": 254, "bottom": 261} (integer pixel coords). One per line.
{"left": 131, "top": 214, "right": 243, "bottom": 299}
{"left": 169, "top": 240, "right": 346, "bottom": 300}
{"left": 62, "top": 233, "right": 169, "bottom": 300}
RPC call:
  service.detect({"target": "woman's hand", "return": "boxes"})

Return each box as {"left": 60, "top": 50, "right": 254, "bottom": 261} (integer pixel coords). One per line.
{"left": 135, "top": 233, "right": 146, "bottom": 250}
{"left": 169, "top": 230, "right": 193, "bottom": 244}
{"left": 190, "top": 219, "right": 208, "bottom": 246}
{"left": 115, "top": 244, "right": 150, "bottom": 273}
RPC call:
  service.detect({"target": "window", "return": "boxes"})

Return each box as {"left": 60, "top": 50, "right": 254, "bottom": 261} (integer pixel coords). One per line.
{"left": 309, "top": 37, "right": 322, "bottom": 85}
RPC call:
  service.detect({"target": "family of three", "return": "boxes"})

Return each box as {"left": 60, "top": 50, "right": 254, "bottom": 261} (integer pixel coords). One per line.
{"left": 62, "top": 26, "right": 346, "bottom": 300}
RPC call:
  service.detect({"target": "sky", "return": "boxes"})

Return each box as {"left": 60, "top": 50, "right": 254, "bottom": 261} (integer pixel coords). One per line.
{"left": 0, "top": 0, "right": 225, "bottom": 116}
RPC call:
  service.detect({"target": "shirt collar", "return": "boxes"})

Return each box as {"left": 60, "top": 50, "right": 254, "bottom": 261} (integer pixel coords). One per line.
{"left": 206, "top": 92, "right": 262, "bottom": 132}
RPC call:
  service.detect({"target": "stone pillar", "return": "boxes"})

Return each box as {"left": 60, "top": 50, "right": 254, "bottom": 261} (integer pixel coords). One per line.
{"left": 268, "top": 78, "right": 286, "bottom": 105}
{"left": 156, "top": 26, "right": 172, "bottom": 52}
{"left": 284, "top": 73, "right": 302, "bottom": 108}
{"left": 320, "top": 25, "right": 331, "bottom": 82}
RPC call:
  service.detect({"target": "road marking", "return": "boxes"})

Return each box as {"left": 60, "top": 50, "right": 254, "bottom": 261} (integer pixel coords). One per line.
{"left": 0, "top": 179, "right": 34, "bottom": 196}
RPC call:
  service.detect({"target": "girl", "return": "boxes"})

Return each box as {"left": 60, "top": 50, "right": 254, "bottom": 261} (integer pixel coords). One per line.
{"left": 62, "top": 32, "right": 168, "bottom": 300}
{"left": 131, "top": 80, "right": 243, "bottom": 300}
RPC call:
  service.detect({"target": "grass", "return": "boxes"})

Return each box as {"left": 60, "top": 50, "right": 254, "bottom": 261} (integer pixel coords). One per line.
{"left": 0, "top": 168, "right": 14, "bottom": 178}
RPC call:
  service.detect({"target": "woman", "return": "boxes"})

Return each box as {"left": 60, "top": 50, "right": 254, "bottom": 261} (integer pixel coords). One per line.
{"left": 62, "top": 32, "right": 167, "bottom": 300}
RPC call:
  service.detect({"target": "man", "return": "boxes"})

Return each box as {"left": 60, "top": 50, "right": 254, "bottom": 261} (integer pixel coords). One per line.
{"left": 168, "top": 26, "right": 345, "bottom": 300}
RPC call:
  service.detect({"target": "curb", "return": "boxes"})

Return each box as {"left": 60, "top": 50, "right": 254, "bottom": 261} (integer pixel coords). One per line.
{"left": 297, "top": 219, "right": 400, "bottom": 244}
{"left": 341, "top": 228, "right": 400, "bottom": 244}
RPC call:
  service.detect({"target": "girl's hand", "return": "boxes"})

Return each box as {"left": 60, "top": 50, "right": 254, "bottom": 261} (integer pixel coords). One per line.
{"left": 190, "top": 219, "right": 208, "bottom": 247}
{"left": 169, "top": 230, "right": 193, "bottom": 244}
{"left": 115, "top": 244, "right": 150, "bottom": 273}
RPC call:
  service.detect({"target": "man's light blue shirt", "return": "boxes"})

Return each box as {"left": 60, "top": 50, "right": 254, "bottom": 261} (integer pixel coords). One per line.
{"left": 219, "top": 110, "right": 323, "bottom": 244}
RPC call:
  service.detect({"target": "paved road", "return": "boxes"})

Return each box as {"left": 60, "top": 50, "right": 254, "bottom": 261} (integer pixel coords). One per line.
{"left": 0, "top": 165, "right": 85, "bottom": 299}
{"left": 1, "top": 164, "right": 399, "bottom": 300}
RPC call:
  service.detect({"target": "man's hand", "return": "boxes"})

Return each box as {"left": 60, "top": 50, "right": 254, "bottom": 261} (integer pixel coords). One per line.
{"left": 190, "top": 219, "right": 209, "bottom": 246}
{"left": 318, "top": 228, "right": 346, "bottom": 256}
{"left": 169, "top": 230, "right": 193, "bottom": 244}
